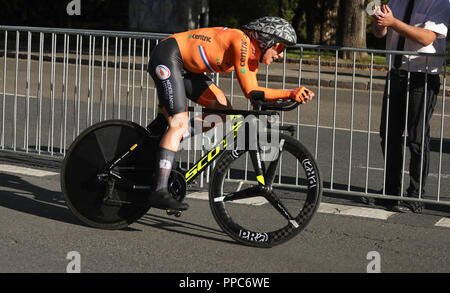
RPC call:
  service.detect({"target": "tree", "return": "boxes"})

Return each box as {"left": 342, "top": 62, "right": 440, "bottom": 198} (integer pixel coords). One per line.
{"left": 340, "top": 0, "right": 368, "bottom": 59}
{"left": 292, "top": 1, "right": 340, "bottom": 45}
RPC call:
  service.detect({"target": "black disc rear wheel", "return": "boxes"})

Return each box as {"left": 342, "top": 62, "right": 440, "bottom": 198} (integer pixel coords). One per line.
{"left": 61, "top": 120, "right": 157, "bottom": 230}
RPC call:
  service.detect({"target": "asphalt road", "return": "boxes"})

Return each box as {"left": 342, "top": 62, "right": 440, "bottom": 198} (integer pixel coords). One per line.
{"left": 0, "top": 163, "right": 449, "bottom": 273}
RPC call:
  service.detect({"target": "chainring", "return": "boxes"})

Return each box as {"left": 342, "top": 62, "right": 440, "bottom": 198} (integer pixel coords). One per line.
{"left": 168, "top": 169, "right": 187, "bottom": 202}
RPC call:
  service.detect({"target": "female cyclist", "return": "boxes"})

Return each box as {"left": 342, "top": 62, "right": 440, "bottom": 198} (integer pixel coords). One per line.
{"left": 147, "top": 16, "right": 315, "bottom": 211}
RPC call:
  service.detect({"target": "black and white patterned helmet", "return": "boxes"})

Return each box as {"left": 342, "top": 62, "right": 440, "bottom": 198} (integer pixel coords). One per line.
{"left": 242, "top": 16, "right": 297, "bottom": 52}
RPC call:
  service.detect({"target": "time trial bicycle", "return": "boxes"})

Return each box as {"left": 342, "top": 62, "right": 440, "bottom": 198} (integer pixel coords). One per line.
{"left": 61, "top": 96, "right": 322, "bottom": 248}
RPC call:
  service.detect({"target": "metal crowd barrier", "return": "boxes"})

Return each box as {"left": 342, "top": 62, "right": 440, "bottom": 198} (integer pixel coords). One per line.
{"left": 0, "top": 26, "right": 448, "bottom": 206}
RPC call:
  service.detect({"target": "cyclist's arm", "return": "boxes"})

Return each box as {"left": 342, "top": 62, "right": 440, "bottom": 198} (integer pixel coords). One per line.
{"left": 232, "top": 37, "right": 293, "bottom": 101}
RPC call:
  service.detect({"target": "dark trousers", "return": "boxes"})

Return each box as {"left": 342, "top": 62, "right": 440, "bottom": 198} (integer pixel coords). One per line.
{"left": 380, "top": 69, "right": 440, "bottom": 197}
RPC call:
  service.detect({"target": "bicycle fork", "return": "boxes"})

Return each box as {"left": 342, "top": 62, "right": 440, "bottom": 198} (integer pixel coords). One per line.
{"left": 248, "top": 127, "right": 300, "bottom": 229}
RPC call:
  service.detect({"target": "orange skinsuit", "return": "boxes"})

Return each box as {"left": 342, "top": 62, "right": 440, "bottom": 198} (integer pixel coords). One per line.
{"left": 169, "top": 27, "right": 293, "bottom": 101}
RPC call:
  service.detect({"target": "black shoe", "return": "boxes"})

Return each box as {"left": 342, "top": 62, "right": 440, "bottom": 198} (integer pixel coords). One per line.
{"left": 362, "top": 188, "right": 401, "bottom": 211}
{"left": 361, "top": 196, "right": 374, "bottom": 205}
{"left": 391, "top": 201, "right": 424, "bottom": 214}
{"left": 361, "top": 196, "right": 398, "bottom": 210}
{"left": 147, "top": 189, "right": 189, "bottom": 211}
{"left": 375, "top": 198, "right": 398, "bottom": 207}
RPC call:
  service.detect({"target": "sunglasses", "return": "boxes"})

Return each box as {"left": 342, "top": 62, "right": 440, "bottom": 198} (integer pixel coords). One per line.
{"left": 274, "top": 43, "right": 287, "bottom": 54}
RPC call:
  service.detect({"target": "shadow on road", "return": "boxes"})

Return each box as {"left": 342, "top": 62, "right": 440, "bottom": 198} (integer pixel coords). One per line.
{"left": 0, "top": 169, "right": 237, "bottom": 241}
{"left": 0, "top": 173, "right": 78, "bottom": 225}
{"left": 137, "top": 213, "right": 238, "bottom": 246}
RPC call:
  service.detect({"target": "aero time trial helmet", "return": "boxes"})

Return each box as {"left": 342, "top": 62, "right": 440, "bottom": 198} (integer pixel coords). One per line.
{"left": 241, "top": 16, "right": 297, "bottom": 53}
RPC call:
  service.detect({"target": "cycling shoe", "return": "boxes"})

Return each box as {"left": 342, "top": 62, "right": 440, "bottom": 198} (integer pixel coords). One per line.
{"left": 147, "top": 189, "right": 189, "bottom": 211}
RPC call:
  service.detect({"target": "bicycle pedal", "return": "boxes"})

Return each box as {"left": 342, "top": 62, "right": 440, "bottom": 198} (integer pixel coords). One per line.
{"left": 166, "top": 209, "right": 182, "bottom": 217}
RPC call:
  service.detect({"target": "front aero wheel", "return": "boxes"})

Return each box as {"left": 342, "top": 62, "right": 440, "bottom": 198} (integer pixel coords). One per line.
{"left": 209, "top": 132, "right": 322, "bottom": 248}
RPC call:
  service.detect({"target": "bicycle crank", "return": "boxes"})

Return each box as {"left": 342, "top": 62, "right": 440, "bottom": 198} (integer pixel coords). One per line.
{"left": 166, "top": 168, "right": 187, "bottom": 217}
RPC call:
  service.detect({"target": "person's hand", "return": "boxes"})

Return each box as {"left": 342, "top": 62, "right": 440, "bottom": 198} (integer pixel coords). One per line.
{"left": 289, "top": 86, "right": 314, "bottom": 104}
{"left": 374, "top": 5, "right": 397, "bottom": 27}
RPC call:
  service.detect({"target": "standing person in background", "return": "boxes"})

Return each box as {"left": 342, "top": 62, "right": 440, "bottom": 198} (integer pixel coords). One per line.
{"left": 371, "top": 0, "right": 449, "bottom": 213}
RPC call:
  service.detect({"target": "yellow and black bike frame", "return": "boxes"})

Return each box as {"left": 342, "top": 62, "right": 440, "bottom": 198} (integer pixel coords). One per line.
{"left": 97, "top": 106, "right": 300, "bottom": 224}
{"left": 101, "top": 106, "right": 283, "bottom": 192}
{"left": 180, "top": 106, "right": 285, "bottom": 188}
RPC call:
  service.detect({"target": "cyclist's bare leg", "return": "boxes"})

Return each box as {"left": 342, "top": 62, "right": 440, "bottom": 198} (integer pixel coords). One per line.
{"left": 160, "top": 111, "right": 189, "bottom": 151}
{"left": 149, "top": 111, "right": 189, "bottom": 211}
{"left": 149, "top": 93, "right": 228, "bottom": 210}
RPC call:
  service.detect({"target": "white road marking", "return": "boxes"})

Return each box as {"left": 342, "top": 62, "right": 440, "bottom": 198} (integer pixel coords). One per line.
{"left": 0, "top": 164, "right": 58, "bottom": 177}
{"left": 317, "top": 202, "right": 396, "bottom": 220}
{"left": 187, "top": 192, "right": 396, "bottom": 220}
{"left": 432, "top": 113, "right": 450, "bottom": 118}
{"left": 357, "top": 166, "right": 450, "bottom": 179}
{"left": 3, "top": 93, "right": 37, "bottom": 99}
{"left": 0, "top": 164, "right": 442, "bottom": 224}
{"left": 435, "top": 217, "right": 450, "bottom": 228}
{"left": 3, "top": 85, "right": 156, "bottom": 101}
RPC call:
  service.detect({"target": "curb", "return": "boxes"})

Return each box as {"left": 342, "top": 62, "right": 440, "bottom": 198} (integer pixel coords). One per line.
{"left": 0, "top": 149, "right": 62, "bottom": 172}
{"left": 254, "top": 73, "right": 387, "bottom": 92}
{"left": 283, "top": 58, "right": 390, "bottom": 71}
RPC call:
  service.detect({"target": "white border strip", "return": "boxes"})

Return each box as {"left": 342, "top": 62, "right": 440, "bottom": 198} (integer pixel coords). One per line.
{"left": 187, "top": 192, "right": 397, "bottom": 220}
{"left": 318, "top": 203, "right": 396, "bottom": 220}
{"left": 435, "top": 217, "right": 450, "bottom": 228}
{"left": 0, "top": 164, "right": 58, "bottom": 177}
